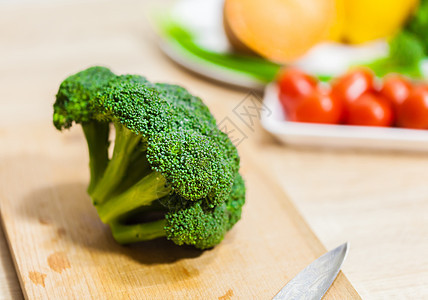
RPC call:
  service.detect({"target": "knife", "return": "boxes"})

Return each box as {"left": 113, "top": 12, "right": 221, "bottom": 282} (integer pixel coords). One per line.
{"left": 273, "top": 242, "right": 349, "bottom": 300}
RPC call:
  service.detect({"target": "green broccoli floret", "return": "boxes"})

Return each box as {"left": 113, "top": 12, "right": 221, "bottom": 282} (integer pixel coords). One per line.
{"left": 53, "top": 66, "right": 245, "bottom": 249}
{"left": 164, "top": 173, "right": 244, "bottom": 248}
{"left": 110, "top": 173, "right": 245, "bottom": 249}
{"left": 54, "top": 66, "right": 116, "bottom": 193}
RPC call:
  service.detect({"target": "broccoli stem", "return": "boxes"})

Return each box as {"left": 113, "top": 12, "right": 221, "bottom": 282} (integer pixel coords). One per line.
{"left": 96, "top": 171, "right": 171, "bottom": 223}
{"left": 112, "top": 150, "right": 152, "bottom": 196}
{"left": 91, "top": 124, "right": 141, "bottom": 204}
{"left": 109, "top": 219, "right": 166, "bottom": 244}
{"left": 82, "top": 121, "right": 110, "bottom": 194}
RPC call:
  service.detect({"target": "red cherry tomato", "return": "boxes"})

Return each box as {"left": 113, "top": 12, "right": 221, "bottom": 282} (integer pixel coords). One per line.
{"left": 331, "top": 68, "right": 375, "bottom": 104}
{"left": 346, "top": 93, "right": 394, "bottom": 127}
{"left": 291, "top": 90, "right": 343, "bottom": 124}
{"left": 397, "top": 86, "right": 428, "bottom": 129}
{"left": 380, "top": 75, "right": 412, "bottom": 108}
{"left": 277, "top": 68, "right": 318, "bottom": 113}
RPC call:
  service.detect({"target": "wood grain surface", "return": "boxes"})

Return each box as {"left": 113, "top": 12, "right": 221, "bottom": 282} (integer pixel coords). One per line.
{"left": 0, "top": 124, "right": 359, "bottom": 299}
{"left": 0, "top": 0, "right": 427, "bottom": 299}
{"left": 0, "top": 0, "right": 360, "bottom": 299}
{"left": 261, "top": 145, "right": 428, "bottom": 299}
{"left": 0, "top": 225, "right": 23, "bottom": 300}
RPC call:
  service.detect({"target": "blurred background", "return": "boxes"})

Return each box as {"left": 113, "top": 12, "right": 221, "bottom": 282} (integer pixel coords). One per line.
{"left": 1, "top": 0, "right": 428, "bottom": 299}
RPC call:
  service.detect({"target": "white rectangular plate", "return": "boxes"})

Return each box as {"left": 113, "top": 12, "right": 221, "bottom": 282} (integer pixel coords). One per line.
{"left": 261, "top": 83, "right": 428, "bottom": 152}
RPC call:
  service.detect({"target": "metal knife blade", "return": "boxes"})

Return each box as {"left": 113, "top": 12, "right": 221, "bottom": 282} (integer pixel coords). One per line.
{"left": 273, "top": 242, "right": 349, "bottom": 300}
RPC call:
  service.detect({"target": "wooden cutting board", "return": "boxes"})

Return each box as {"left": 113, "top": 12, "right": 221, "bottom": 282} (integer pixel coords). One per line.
{"left": 0, "top": 124, "right": 360, "bottom": 299}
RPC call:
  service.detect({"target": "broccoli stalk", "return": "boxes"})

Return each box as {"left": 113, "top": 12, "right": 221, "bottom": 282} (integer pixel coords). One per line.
{"left": 90, "top": 124, "right": 144, "bottom": 204}
{"left": 106, "top": 172, "right": 245, "bottom": 248}
{"left": 81, "top": 121, "right": 110, "bottom": 194}
{"left": 96, "top": 171, "right": 170, "bottom": 223}
{"left": 53, "top": 66, "right": 245, "bottom": 249}
{"left": 85, "top": 122, "right": 244, "bottom": 248}
{"left": 110, "top": 219, "right": 167, "bottom": 244}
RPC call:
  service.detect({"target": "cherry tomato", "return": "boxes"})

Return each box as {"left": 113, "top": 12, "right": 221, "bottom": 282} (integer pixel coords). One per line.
{"left": 380, "top": 75, "right": 412, "bottom": 108}
{"left": 331, "top": 68, "right": 375, "bottom": 104}
{"left": 397, "top": 86, "right": 428, "bottom": 129}
{"left": 346, "top": 93, "right": 394, "bottom": 127}
{"left": 277, "top": 68, "right": 318, "bottom": 113}
{"left": 291, "top": 90, "right": 343, "bottom": 124}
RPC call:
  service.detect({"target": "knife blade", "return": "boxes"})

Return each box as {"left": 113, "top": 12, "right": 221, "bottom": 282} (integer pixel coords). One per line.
{"left": 273, "top": 242, "right": 349, "bottom": 300}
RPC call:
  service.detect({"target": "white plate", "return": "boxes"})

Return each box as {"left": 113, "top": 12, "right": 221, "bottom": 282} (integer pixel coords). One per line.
{"left": 158, "top": 0, "right": 388, "bottom": 89}
{"left": 261, "top": 83, "right": 428, "bottom": 152}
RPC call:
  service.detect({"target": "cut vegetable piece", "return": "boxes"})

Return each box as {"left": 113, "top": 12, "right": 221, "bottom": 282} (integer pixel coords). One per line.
{"left": 340, "top": 0, "right": 419, "bottom": 44}
{"left": 223, "top": 0, "right": 336, "bottom": 63}
{"left": 327, "top": 0, "right": 345, "bottom": 41}
{"left": 346, "top": 93, "right": 394, "bottom": 127}
{"left": 397, "top": 86, "right": 428, "bottom": 129}
{"left": 277, "top": 68, "right": 318, "bottom": 113}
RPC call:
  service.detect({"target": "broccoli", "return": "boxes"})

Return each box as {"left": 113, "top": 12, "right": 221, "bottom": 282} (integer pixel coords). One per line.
{"left": 53, "top": 66, "right": 245, "bottom": 249}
